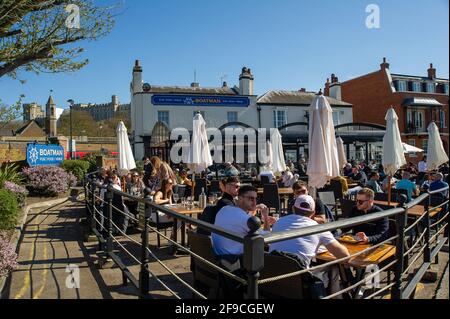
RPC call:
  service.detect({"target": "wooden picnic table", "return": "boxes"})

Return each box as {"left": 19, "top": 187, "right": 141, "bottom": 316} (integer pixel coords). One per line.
{"left": 257, "top": 188, "right": 293, "bottom": 195}
{"left": 315, "top": 240, "right": 396, "bottom": 269}
{"left": 165, "top": 204, "right": 204, "bottom": 251}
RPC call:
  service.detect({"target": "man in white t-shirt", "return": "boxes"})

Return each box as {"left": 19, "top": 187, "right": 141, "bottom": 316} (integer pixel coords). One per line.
{"left": 418, "top": 155, "right": 427, "bottom": 173}
{"left": 212, "top": 185, "right": 275, "bottom": 256}
{"left": 269, "top": 195, "right": 349, "bottom": 267}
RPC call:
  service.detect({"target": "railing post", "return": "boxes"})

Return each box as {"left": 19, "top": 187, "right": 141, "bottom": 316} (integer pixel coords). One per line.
{"left": 90, "top": 181, "right": 97, "bottom": 232}
{"left": 139, "top": 203, "right": 151, "bottom": 299}
{"left": 424, "top": 195, "right": 431, "bottom": 263}
{"left": 243, "top": 216, "right": 265, "bottom": 299}
{"left": 105, "top": 186, "right": 114, "bottom": 257}
{"left": 392, "top": 194, "right": 408, "bottom": 299}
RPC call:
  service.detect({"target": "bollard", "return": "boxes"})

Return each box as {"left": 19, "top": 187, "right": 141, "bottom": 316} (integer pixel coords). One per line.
{"left": 392, "top": 194, "right": 407, "bottom": 299}
{"left": 243, "top": 216, "right": 265, "bottom": 299}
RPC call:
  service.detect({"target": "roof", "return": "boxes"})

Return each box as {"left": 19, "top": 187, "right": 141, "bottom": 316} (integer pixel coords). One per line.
{"left": 142, "top": 85, "right": 240, "bottom": 95}
{"left": 402, "top": 97, "right": 444, "bottom": 107}
{"left": 14, "top": 120, "right": 45, "bottom": 136}
{"left": 257, "top": 90, "right": 352, "bottom": 106}
{"left": 46, "top": 95, "right": 56, "bottom": 106}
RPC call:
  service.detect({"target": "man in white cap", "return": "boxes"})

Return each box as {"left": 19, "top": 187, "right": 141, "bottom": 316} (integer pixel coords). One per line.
{"left": 269, "top": 195, "right": 349, "bottom": 267}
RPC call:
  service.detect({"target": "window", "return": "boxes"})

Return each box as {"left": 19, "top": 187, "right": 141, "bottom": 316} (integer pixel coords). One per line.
{"left": 408, "top": 139, "right": 417, "bottom": 157}
{"left": 396, "top": 80, "right": 407, "bottom": 92}
{"left": 332, "top": 111, "right": 340, "bottom": 126}
{"left": 157, "top": 110, "right": 169, "bottom": 126}
{"left": 422, "top": 139, "right": 428, "bottom": 151}
{"left": 439, "top": 110, "right": 446, "bottom": 129}
{"left": 412, "top": 82, "right": 422, "bottom": 92}
{"left": 444, "top": 84, "right": 449, "bottom": 95}
{"left": 273, "top": 109, "right": 287, "bottom": 128}
{"left": 426, "top": 82, "right": 435, "bottom": 93}
{"left": 227, "top": 111, "right": 238, "bottom": 123}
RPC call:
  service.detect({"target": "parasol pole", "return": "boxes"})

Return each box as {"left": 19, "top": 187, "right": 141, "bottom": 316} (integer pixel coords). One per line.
{"left": 387, "top": 175, "right": 392, "bottom": 206}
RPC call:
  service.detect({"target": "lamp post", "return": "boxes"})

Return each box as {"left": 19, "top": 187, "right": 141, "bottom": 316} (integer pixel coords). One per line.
{"left": 67, "top": 99, "right": 74, "bottom": 160}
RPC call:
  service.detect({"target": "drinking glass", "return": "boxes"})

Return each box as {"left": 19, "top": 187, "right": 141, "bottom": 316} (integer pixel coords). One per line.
{"left": 173, "top": 194, "right": 179, "bottom": 204}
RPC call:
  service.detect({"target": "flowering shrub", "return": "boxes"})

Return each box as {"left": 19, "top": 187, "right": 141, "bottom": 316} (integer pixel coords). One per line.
{"left": 0, "top": 232, "right": 18, "bottom": 277}
{"left": 0, "top": 189, "right": 20, "bottom": 230}
{"left": 3, "top": 181, "right": 28, "bottom": 206}
{"left": 22, "top": 166, "right": 77, "bottom": 196}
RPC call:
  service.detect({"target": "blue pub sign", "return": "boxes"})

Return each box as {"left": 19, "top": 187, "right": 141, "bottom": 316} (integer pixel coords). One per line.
{"left": 151, "top": 94, "right": 250, "bottom": 107}
{"left": 26, "top": 143, "right": 65, "bottom": 166}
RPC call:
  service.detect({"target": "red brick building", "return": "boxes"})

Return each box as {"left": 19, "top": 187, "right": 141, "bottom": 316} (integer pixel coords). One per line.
{"left": 324, "top": 58, "right": 449, "bottom": 163}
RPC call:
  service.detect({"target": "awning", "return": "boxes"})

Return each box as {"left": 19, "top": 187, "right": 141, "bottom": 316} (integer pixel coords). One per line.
{"left": 402, "top": 98, "right": 443, "bottom": 107}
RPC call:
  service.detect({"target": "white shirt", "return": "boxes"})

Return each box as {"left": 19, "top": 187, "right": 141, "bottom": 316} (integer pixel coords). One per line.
{"left": 282, "top": 171, "right": 294, "bottom": 187}
{"left": 212, "top": 206, "right": 252, "bottom": 256}
{"left": 269, "top": 214, "right": 337, "bottom": 267}
{"left": 418, "top": 161, "right": 427, "bottom": 172}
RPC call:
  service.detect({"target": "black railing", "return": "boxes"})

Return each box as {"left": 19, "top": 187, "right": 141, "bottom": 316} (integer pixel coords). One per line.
{"left": 84, "top": 171, "right": 449, "bottom": 299}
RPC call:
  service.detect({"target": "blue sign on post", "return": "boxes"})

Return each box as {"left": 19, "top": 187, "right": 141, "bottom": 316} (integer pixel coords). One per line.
{"left": 26, "top": 143, "right": 65, "bottom": 166}
{"left": 152, "top": 94, "right": 250, "bottom": 107}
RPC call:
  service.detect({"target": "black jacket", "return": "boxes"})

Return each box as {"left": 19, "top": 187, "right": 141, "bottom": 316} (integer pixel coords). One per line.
{"left": 342, "top": 205, "right": 389, "bottom": 244}
{"left": 197, "top": 193, "right": 235, "bottom": 235}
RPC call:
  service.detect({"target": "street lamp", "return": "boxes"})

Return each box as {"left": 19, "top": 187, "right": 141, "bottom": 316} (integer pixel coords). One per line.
{"left": 67, "top": 99, "right": 74, "bottom": 160}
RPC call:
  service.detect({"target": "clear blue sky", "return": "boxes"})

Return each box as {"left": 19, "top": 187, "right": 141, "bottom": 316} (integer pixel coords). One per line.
{"left": 1, "top": 0, "right": 448, "bottom": 109}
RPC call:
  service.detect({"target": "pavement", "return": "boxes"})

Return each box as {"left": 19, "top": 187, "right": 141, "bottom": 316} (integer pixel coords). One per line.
{"left": 2, "top": 199, "right": 449, "bottom": 299}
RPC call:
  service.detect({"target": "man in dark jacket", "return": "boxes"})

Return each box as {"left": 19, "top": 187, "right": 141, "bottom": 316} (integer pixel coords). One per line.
{"left": 197, "top": 177, "right": 240, "bottom": 235}
{"left": 342, "top": 188, "right": 389, "bottom": 244}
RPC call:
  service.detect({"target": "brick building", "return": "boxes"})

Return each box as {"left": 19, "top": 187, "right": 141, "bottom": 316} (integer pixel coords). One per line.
{"left": 325, "top": 58, "right": 449, "bottom": 163}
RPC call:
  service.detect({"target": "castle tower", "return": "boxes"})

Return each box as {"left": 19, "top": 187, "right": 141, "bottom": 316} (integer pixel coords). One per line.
{"left": 45, "top": 94, "right": 57, "bottom": 137}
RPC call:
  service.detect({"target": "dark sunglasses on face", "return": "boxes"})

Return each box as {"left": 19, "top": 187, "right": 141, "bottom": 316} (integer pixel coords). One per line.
{"left": 357, "top": 199, "right": 369, "bottom": 205}
{"left": 295, "top": 188, "right": 307, "bottom": 195}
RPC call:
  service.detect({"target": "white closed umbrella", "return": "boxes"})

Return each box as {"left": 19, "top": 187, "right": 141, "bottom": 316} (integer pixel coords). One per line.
{"left": 336, "top": 136, "right": 347, "bottom": 170}
{"left": 402, "top": 143, "right": 424, "bottom": 154}
{"left": 427, "top": 122, "right": 449, "bottom": 170}
{"left": 187, "top": 113, "right": 213, "bottom": 174}
{"left": 270, "top": 129, "right": 286, "bottom": 175}
{"left": 307, "top": 93, "right": 340, "bottom": 189}
{"left": 382, "top": 108, "right": 406, "bottom": 204}
{"left": 116, "top": 121, "right": 136, "bottom": 172}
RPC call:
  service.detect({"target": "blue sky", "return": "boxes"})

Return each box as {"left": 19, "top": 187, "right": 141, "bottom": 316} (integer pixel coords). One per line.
{"left": 0, "top": 0, "right": 448, "bottom": 109}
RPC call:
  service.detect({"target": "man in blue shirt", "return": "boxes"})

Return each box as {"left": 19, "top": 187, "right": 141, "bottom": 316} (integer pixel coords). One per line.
{"left": 429, "top": 173, "right": 449, "bottom": 197}
{"left": 395, "top": 171, "right": 418, "bottom": 202}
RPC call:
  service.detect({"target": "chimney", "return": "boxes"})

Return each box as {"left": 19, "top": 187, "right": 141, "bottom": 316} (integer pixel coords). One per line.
{"left": 380, "top": 57, "right": 390, "bottom": 70}
{"left": 299, "top": 88, "right": 306, "bottom": 92}
{"left": 190, "top": 82, "right": 200, "bottom": 88}
{"left": 131, "top": 59, "right": 143, "bottom": 94}
{"left": 324, "top": 78, "right": 330, "bottom": 96}
{"left": 427, "top": 63, "right": 436, "bottom": 79}
{"left": 239, "top": 66, "right": 254, "bottom": 95}
{"left": 329, "top": 74, "right": 342, "bottom": 100}
{"left": 222, "top": 81, "right": 228, "bottom": 88}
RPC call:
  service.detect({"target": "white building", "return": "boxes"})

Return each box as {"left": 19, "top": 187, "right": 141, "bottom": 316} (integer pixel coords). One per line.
{"left": 130, "top": 60, "right": 354, "bottom": 163}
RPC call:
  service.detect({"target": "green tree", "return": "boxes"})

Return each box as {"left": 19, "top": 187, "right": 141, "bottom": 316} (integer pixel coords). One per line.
{"left": 0, "top": 95, "right": 25, "bottom": 130}
{"left": 58, "top": 109, "right": 97, "bottom": 136}
{"left": 0, "top": 0, "right": 116, "bottom": 79}
{"left": 99, "top": 115, "right": 131, "bottom": 136}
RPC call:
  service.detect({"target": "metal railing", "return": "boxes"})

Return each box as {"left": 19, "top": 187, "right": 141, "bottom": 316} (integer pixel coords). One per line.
{"left": 83, "top": 171, "right": 449, "bottom": 299}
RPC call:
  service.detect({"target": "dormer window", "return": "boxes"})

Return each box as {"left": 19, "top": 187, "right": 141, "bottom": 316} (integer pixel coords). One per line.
{"left": 396, "top": 80, "right": 407, "bottom": 92}
{"left": 412, "top": 82, "right": 421, "bottom": 92}
{"left": 426, "top": 82, "right": 435, "bottom": 93}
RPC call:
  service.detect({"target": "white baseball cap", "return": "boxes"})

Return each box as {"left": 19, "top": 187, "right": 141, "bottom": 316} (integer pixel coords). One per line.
{"left": 293, "top": 195, "right": 315, "bottom": 213}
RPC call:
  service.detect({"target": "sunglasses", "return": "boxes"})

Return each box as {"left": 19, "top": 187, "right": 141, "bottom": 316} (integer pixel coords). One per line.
{"left": 357, "top": 199, "right": 369, "bottom": 205}
{"left": 294, "top": 189, "right": 307, "bottom": 195}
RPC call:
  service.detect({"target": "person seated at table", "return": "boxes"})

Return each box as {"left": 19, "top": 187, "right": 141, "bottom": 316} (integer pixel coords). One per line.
{"left": 212, "top": 185, "right": 275, "bottom": 256}
{"left": 343, "top": 163, "right": 352, "bottom": 177}
{"left": 342, "top": 188, "right": 389, "bottom": 244}
{"left": 381, "top": 175, "right": 397, "bottom": 193}
{"left": 288, "top": 182, "right": 327, "bottom": 224}
{"left": 429, "top": 173, "right": 449, "bottom": 197}
{"left": 420, "top": 173, "right": 434, "bottom": 193}
{"left": 259, "top": 166, "right": 276, "bottom": 183}
{"left": 330, "top": 175, "right": 349, "bottom": 197}
{"left": 152, "top": 178, "right": 175, "bottom": 222}
{"left": 367, "top": 172, "right": 383, "bottom": 194}
{"left": 395, "top": 171, "right": 419, "bottom": 202}
{"left": 197, "top": 177, "right": 240, "bottom": 235}
{"left": 105, "top": 172, "right": 130, "bottom": 235}
{"left": 223, "top": 162, "right": 239, "bottom": 177}
{"left": 270, "top": 194, "right": 349, "bottom": 266}
{"left": 126, "top": 171, "right": 146, "bottom": 197}
{"left": 439, "top": 163, "right": 449, "bottom": 176}
{"left": 178, "top": 170, "right": 194, "bottom": 197}
{"left": 269, "top": 195, "right": 349, "bottom": 296}
{"left": 348, "top": 165, "right": 368, "bottom": 187}
{"left": 281, "top": 167, "right": 295, "bottom": 187}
